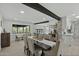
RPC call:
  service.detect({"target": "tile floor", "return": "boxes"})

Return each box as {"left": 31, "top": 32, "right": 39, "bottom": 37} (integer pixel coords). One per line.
{"left": 0, "top": 40, "right": 60, "bottom": 56}
{"left": 0, "top": 40, "right": 25, "bottom": 56}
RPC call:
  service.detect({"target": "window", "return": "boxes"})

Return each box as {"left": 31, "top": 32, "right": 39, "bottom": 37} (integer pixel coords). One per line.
{"left": 24, "top": 27, "right": 27, "bottom": 33}
{"left": 12, "top": 24, "right": 30, "bottom": 34}
{"left": 18, "top": 27, "right": 23, "bottom": 33}
{"left": 12, "top": 27, "right": 18, "bottom": 33}
{"left": 26, "top": 26, "right": 30, "bottom": 32}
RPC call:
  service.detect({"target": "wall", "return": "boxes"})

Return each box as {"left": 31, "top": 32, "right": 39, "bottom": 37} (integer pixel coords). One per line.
{"left": 2, "top": 19, "right": 33, "bottom": 42}
{"left": 33, "top": 20, "right": 58, "bottom": 34}
{"left": 0, "top": 14, "right": 3, "bottom": 51}
{"left": 58, "top": 16, "right": 79, "bottom": 56}
{"left": 58, "top": 16, "right": 67, "bottom": 55}
{"left": 0, "top": 15, "right": 1, "bottom": 51}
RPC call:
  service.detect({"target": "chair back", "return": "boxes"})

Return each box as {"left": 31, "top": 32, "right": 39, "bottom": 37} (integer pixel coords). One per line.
{"left": 27, "top": 37, "right": 35, "bottom": 55}
{"left": 24, "top": 33, "right": 28, "bottom": 48}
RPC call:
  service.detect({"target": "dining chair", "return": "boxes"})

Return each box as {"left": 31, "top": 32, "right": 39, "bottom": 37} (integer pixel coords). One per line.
{"left": 27, "top": 37, "right": 43, "bottom": 56}
{"left": 24, "top": 32, "right": 43, "bottom": 56}
{"left": 38, "top": 34, "right": 43, "bottom": 40}
{"left": 44, "top": 34, "right": 50, "bottom": 40}
{"left": 24, "top": 33, "right": 32, "bottom": 56}
{"left": 27, "top": 37, "right": 35, "bottom": 55}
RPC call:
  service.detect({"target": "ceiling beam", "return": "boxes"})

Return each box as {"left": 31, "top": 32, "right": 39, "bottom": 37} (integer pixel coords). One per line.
{"left": 22, "top": 3, "right": 61, "bottom": 21}
{"left": 34, "top": 21, "right": 49, "bottom": 25}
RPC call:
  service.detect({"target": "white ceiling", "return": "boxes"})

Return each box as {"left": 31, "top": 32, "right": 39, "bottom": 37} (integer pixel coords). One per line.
{"left": 0, "top": 3, "right": 79, "bottom": 23}
{"left": 41, "top": 3, "right": 79, "bottom": 17}
{"left": 0, "top": 3, "right": 54, "bottom": 23}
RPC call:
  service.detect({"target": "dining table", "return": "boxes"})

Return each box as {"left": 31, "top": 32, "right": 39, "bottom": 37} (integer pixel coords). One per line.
{"left": 28, "top": 36, "right": 56, "bottom": 50}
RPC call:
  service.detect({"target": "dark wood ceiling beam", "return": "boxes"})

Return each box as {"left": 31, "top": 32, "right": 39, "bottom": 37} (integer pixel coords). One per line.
{"left": 34, "top": 21, "right": 49, "bottom": 25}
{"left": 22, "top": 3, "right": 61, "bottom": 21}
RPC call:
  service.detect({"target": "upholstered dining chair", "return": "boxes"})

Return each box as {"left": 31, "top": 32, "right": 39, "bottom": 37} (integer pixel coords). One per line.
{"left": 28, "top": 37, "right": 43, "bottom": 56}
{"left": 24, "top": 33, "right": 42, "bottom": 56}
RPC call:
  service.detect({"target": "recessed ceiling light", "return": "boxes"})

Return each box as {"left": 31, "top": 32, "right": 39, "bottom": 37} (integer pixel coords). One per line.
{"left": 72, "top": 14, "right": 76, "bottom": 16}
{"left": 75, "top": 16, "right": 79, "bottom": 18}
{"left": 20, "top": 11, "right": 24, "bottom": 14}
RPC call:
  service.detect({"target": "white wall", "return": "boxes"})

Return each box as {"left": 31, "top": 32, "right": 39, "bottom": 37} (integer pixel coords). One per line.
{"left": 58, "top": 16, "right": 79, "bottom": 56}
{"left": 0, "top": 15, "right": 1, "bottom": 51}
{"left": 2, "top": 19, "right": 33, "bottom": 42}
{"left": 3, "top": 20, "right": 32, "bottom": 33}
{"left": 0, "top": 14, "right": 3, "bottom": 51}
{"left": 2, "top": 19, "right": 58, "bottom": 42}
{"left": 33, "top": 20, "right": 58, "bottom": 33}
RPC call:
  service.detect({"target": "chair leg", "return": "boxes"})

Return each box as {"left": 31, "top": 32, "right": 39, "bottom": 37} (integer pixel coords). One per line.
{"left": 41, "top": 50, "right": 45, "bottom": 56}
{"left": 24, "top": 46, "right": 31, "bottom": 56}
{"left": 33, "top": 53, "right": 35, "bottom": 56}
{"left": 27, "top": 50, "right": 30, "bottom": 56}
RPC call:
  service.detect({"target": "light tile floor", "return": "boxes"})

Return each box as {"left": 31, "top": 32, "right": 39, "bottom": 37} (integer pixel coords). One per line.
{"left": 0, "top": 40, "right": 59, "bottom": 56}
{"left": 0, "top": 40, "right": 25, "bottom": 56}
